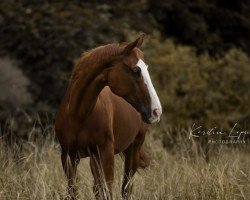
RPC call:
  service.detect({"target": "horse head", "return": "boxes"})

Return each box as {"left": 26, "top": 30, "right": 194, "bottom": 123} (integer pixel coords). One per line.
{"left": 107, "top": 34, "right": 162, "bottom": 124}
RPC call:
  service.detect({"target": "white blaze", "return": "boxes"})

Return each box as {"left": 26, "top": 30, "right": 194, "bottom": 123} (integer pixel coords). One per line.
{"left": 137, "top": 59, "right": 162, "bottom": 123}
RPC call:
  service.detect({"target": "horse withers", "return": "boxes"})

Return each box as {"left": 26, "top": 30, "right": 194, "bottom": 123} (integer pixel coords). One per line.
{"left": 55, "top": 34, "right": 162, "bottom": 199}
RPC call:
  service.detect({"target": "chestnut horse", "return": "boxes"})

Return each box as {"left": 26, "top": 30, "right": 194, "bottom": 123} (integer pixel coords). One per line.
{"left": 55, "top": 34, "right": 162, "bottom": 199}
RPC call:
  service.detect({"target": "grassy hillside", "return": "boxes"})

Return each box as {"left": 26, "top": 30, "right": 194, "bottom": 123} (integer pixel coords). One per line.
{"left": 0, "top": 127, "right": 249, "bottom": 200}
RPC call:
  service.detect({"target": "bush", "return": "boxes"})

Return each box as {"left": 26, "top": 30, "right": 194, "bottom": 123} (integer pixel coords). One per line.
{"left": 0, "top": 57, "right": 32, "bottom": 111}
{"left": 0, "top": 1, "right": 157, "bottom": 109}
{"left": 143, "top": 35, "right": 250, "bottom": 129}
{"left": 0, "top": 57, "right": 35, "bottom": 139}
{"left": 149, "top": 0, "right": 250, "bottom": 54}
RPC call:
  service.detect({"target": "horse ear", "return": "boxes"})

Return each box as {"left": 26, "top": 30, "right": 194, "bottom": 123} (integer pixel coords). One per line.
{"left": 123, "top": 34, "right": 145, "bottom": 54}
{"left": 136, "top": 33, "right": 145, "bottom": 48}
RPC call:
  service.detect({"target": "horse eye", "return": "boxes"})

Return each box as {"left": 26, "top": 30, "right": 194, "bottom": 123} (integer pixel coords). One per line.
{"left": 133, "top": 67, "right": 141, "bottom": 75}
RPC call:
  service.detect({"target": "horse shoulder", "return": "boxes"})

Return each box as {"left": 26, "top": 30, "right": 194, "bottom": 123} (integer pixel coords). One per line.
{"left": 77, "top": 88, "right": 114, "bottom": 146}
{"left": 106, "top": 88, "right": 143, "bottom": 152}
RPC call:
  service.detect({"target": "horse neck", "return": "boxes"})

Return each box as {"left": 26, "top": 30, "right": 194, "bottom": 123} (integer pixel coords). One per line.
{"left": 76, "top": 72, "right": 107, "bottom": 118}
{"left": 68, "top": 46, "right": 122, "bottom": 120}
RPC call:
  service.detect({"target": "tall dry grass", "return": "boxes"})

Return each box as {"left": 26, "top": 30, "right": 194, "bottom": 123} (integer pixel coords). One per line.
{"left": 0, "top": 126, "right": 249, "bottom": 200}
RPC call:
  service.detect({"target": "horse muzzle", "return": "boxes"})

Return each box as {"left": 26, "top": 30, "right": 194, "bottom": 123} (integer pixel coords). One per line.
{"left": 140, "top": 106, "right": 161, "bottom": 124}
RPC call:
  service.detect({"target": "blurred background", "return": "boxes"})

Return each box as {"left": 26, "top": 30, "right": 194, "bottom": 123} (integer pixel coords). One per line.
{"left": 0, "top": 0, "right": 249, "bottom": 141}
{"left": 0, "top": 1, "right": 250, "bottom": 199}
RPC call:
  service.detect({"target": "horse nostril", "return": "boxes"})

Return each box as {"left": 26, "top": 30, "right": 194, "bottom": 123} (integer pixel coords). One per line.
{"left": 152, "top": 108, "right": 158, "bottom": 117}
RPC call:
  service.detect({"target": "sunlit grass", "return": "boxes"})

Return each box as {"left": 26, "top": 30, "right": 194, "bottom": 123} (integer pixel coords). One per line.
{"left": 0, "top": 127, "right": 249, "bottom": 200}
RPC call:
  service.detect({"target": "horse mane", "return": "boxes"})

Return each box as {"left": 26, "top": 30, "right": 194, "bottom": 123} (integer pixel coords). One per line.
{"left": 71, "top": 43, "right": 126, "bottom": 82}
{"left": 81, "top": 43, "right": 126, "bottom": 62}
{"left": 67, "top": 43, "right": 127, "bottom": 116}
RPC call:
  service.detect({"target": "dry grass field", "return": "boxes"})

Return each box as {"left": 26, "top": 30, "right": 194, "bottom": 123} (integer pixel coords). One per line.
{"left": 0, "top": 127, "right": 249, "bottom": 200}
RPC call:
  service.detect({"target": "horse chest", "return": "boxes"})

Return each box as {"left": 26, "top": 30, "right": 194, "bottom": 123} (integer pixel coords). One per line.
{"left": 112, "top": 116, "right": 141, "bottom": 153}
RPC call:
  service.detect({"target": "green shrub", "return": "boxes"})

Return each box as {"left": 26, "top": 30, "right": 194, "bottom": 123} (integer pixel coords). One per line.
{"left": 0, "top": 1, "right": 156, "bottom": 109}
{"left": 143, "top": 35, "right": 250, "bottom": 129}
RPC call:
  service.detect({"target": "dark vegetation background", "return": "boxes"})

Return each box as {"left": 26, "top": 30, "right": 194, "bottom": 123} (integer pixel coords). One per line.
{"left": 0, "top": 0, "right": 249, "bottom": 140}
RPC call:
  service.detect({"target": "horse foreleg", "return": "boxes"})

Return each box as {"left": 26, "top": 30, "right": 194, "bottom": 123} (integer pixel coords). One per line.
{"left": 90, "top": 156, "right": 101, "bottom": 199}
{"left": 139, "top": 148, "right": 150, "bottom": 168}
{"left": 90, "top": 142, "right": 114, "bottom": 200}
{"left": 61, "top": 150, "right": 79, "bottom": 200}
{"left": 122, "top": 132, "right": 145, "bottom": 199}
{"left": 121, "top": 145, "right": 139, "bottom": 199}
